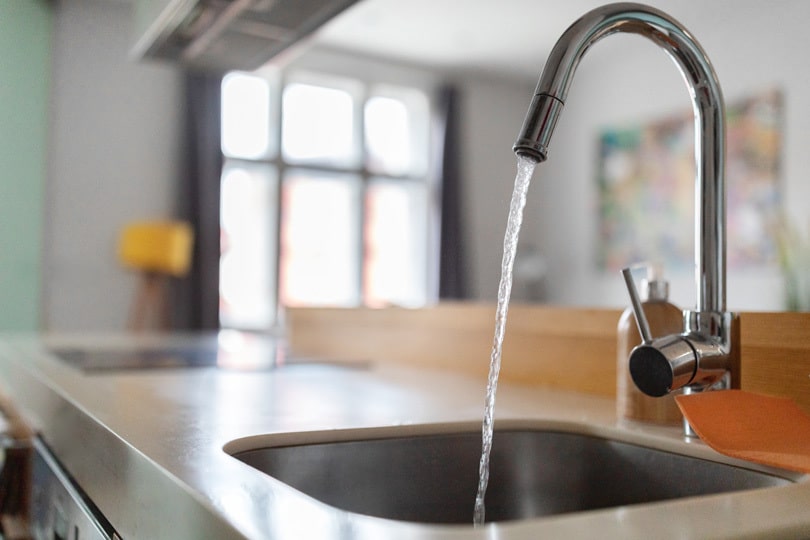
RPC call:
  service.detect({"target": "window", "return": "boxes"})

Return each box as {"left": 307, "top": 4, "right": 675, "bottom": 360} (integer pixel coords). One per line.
{"left": 280, "top": 169, "right": 362, "bottom": 307}
{"left": 282, "top": 81, "right": 359, "bottom": 167}
{"left": 220, "top": 70, "right": 437, "bottom": 330}
{"left": 365, "top": 178, "right": 429, "bottom": 307}
{"left": 219, "top": 161, "right": 277, "bottom": 329}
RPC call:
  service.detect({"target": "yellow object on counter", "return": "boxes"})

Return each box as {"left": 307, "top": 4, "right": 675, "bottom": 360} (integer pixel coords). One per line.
{"left": 118, "top": 221, "right": 193, "bottom": 277}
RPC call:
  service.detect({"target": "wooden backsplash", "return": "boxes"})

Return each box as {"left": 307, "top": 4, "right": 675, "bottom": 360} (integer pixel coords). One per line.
{"left": 288, "top": 303, "right": 810, "bottom": 414}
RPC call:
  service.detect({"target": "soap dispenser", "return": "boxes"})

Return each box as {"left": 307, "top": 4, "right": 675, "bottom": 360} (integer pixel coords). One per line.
{"left": 616, "top": 265, "right": 683, "bottom": 424}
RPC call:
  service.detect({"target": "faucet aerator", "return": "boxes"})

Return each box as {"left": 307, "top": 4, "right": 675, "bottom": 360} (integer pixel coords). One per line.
{"left": 512, "top": 142, "right": 547, "bottom": 163}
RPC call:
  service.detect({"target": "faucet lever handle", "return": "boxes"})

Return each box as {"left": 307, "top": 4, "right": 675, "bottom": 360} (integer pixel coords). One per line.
{"left": 621, "top": 267, "right": 653, "bottom": 344}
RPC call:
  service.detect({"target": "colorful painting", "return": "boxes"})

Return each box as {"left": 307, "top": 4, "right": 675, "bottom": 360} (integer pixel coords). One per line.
{"left": 598, "top": 89, "right": 783, "bottom": 270}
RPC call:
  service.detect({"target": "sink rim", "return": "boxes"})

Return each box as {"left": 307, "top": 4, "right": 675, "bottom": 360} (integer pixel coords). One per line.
{"left": 223, "top": 418, "right": 805, "bottom": 483}
{"left": 222, "top": 418, "right": 805, "bottom": 527}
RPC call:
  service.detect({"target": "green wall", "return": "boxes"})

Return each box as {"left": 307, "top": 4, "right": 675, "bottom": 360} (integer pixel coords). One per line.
{"left": 0, "top": 1, "right": 51, "bottom": 330}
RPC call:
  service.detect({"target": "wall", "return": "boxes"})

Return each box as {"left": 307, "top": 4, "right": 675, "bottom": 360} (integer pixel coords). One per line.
{"left": 454, "top": 74, "right": 537, "bottom": 301}
{"left": 0, "top": 1, "right": 51, "bottom": 330}
{"left": 44, "top": 0, "right": 182, "bottom": 331}
{"left": 530, "top": 1, "right": 810, "bottom": 311}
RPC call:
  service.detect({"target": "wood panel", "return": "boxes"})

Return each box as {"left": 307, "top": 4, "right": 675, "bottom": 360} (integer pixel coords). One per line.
{"left": 740, "top": 312, "right": 810, "bottom": 414}
{"left": 288, "top": 302, "right": 621, "bottom": 398}
{"left": 288, "top": 304, "right": 810, "bottom": 412}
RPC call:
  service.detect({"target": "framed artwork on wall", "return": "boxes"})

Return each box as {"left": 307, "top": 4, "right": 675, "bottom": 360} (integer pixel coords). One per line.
{"left": 597, "top": 89, "right": 783, "bottom": 271}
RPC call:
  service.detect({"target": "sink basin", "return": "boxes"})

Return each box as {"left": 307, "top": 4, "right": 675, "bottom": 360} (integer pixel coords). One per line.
{"left": 228, "top": 426, "right": 793, "bottom": 524}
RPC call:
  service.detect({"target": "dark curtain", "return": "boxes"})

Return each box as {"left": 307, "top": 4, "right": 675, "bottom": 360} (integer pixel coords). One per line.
{"left": 437, "top": 85, "right": 467, "bottom": 299}
{"left": 173, "top": 72, "right": 223, "bottom": 330}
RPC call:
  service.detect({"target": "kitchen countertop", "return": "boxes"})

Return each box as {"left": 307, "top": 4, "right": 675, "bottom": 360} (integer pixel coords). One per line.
{"left": 1, "top": 332, "right": 809, "bottom": 539}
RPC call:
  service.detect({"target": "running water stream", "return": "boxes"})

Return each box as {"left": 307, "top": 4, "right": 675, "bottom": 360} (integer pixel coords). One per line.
{"left": 473, "top": 155, "right": 538, "bottom": 526}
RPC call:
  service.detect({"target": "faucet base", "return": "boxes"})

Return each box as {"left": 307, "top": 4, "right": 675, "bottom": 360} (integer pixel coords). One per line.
{"left": 682, "top": 372, "right": 732, "bottom": 438}
{"left": 684, "top": 311, "right": 741, "bottom": 390}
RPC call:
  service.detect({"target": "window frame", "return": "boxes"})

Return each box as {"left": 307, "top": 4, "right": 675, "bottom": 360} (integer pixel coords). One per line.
{"left": 219, "top": 66, "right": 442, "bottom": 330}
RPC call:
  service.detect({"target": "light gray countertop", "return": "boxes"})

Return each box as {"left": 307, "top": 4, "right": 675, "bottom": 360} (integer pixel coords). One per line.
{"left": 1, "top": 332, "right": 809, "bottom": 539}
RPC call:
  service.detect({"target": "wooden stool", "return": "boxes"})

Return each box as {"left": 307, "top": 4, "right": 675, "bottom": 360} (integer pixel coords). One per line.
{"left": 118, "top": 221, "right": 193, "bottom": 331}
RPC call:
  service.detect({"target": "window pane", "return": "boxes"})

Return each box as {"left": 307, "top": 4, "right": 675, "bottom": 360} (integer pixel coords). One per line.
{"left": 364, "top": 179, "right": 429, "bottom": 307}
{"left": 219, "top": 162, "right": 278, "bottom": 329}
{"left": 365, "top": 87, "right": 430, "bottom": 176}
{"left": 221, "top": 72, "right": 276, "bottom": 159}
{"left": 282, "top": 82, "right": 358, "bottom": 167}
{"left": 280, "top": 170, "right": 361, "bottom": 307}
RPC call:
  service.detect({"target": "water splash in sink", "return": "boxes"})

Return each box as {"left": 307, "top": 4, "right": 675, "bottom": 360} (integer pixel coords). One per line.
{"left": 474, "top": 155, "right": 538, "bottom": 525}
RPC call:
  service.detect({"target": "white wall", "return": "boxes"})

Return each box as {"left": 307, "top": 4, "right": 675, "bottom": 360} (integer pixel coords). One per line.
{"left": 505, "top": 0, "right": 810, "bottom": 311}
{"left": 45, "top": 0, "right": 182, "bottom": 331}
{"left": 453, "top": 75, "right": 537, "bottom": 301}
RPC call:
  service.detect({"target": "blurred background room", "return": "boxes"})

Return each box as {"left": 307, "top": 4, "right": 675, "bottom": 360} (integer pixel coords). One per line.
{"left": 2, "top": 0, "right": 809, "bottom": 335}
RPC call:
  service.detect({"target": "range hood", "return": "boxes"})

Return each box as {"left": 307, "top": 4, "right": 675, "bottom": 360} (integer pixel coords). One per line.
{"left": 131, "top": 0, "right": 360, "bottom": 72}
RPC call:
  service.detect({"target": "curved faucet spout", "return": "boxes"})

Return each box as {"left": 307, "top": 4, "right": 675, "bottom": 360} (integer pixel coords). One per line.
{"left": 514, "top": 4, "right": 738, "bottom": 426}
{"left": 513, "top": 1, "right": 726, "bottom": 315}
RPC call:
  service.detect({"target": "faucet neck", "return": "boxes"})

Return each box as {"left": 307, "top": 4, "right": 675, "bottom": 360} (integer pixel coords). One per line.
{"left": 514, "top": 2, "right": 727, "bottom": 314}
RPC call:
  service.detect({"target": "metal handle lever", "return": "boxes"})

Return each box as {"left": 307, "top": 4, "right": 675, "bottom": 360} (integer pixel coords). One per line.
{"left": 621, "top": 267, "right": 652, "bottom": 344}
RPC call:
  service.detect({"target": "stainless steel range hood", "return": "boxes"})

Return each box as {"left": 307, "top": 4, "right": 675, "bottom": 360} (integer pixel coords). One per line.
{"left": 131, "top": 0, "right": 360, "bottom": 72}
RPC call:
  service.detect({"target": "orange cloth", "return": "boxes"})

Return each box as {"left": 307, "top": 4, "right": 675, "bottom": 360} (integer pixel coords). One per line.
{"left": 676, "top": 390, "right": 810, "bottom": 474}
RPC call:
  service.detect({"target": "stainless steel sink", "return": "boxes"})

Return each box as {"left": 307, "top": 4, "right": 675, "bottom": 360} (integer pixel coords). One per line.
{"left": 229, "top": 427, "right": 793, "bottom": 524}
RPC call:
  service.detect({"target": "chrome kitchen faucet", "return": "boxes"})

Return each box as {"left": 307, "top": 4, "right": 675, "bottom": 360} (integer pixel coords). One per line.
{"left": 513, "top": 3, "right": 739, "bottom": 435}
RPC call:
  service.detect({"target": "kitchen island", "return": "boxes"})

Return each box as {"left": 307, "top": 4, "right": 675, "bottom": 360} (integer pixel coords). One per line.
{"left": 1, "top": 330, "right": 809, "bottom": 539}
